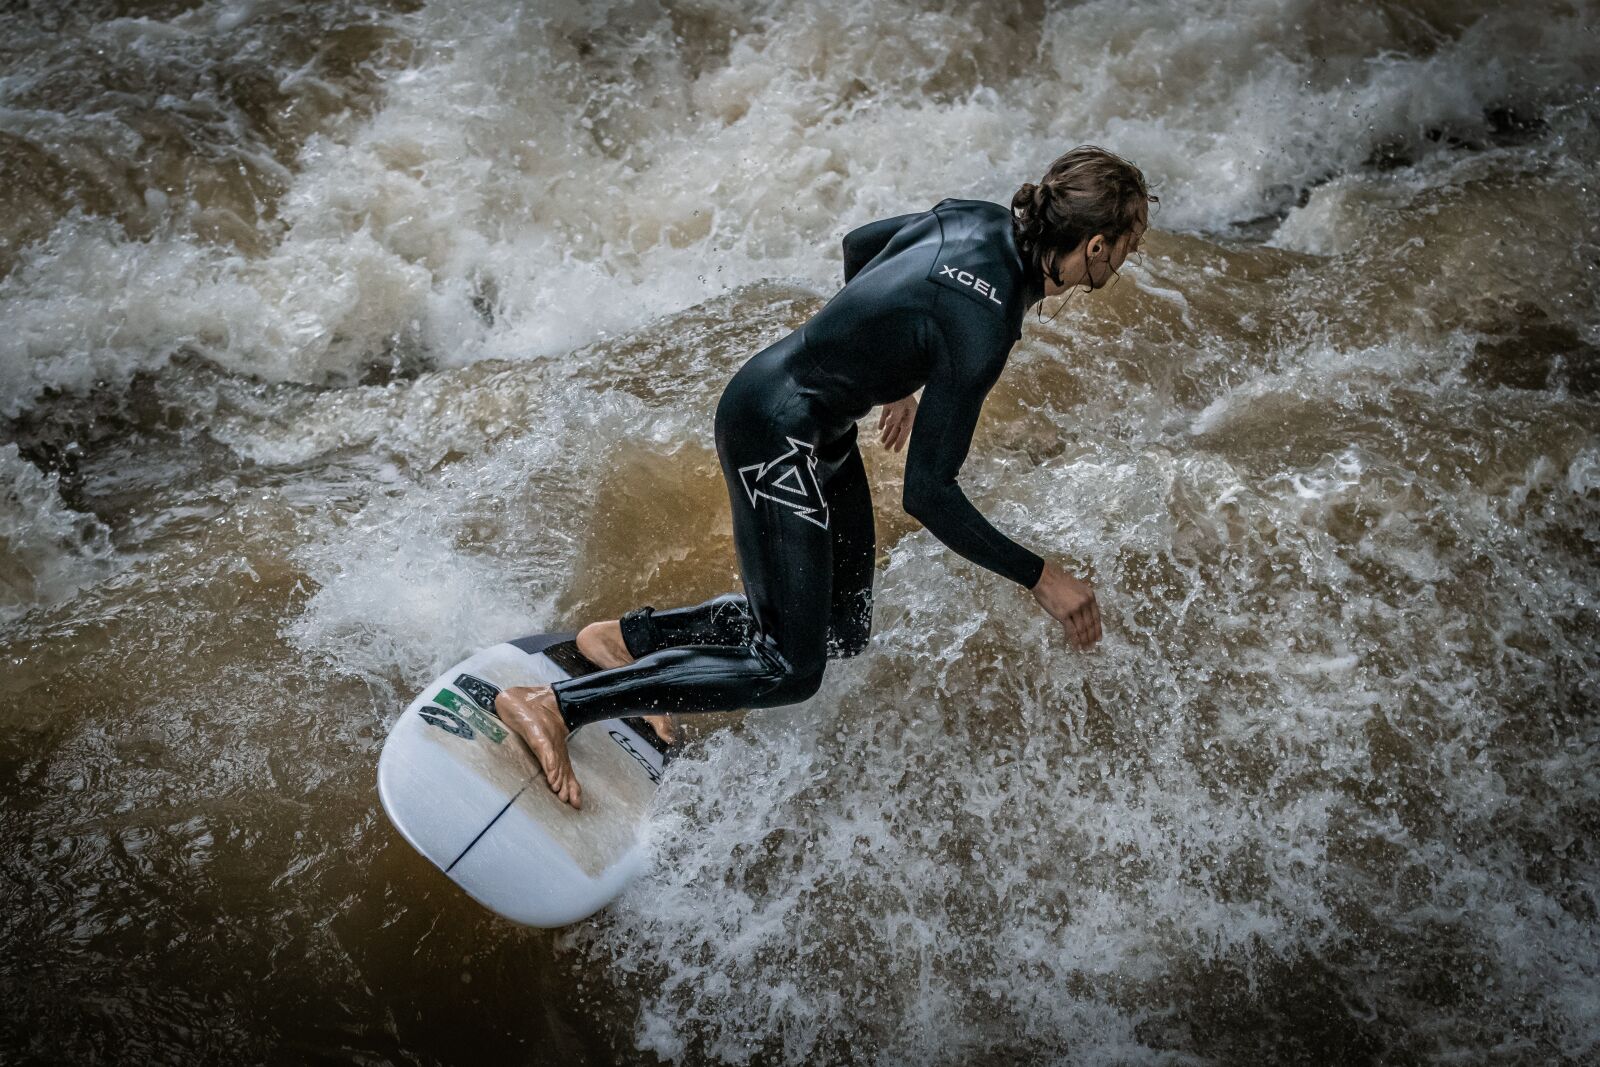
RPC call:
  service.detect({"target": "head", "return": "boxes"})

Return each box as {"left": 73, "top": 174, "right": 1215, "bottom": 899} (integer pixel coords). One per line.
{"left": 1012, "top": 145, "right": 1156, "bottom": 299}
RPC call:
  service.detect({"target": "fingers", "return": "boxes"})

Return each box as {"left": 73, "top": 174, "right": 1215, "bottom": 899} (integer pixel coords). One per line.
{"left": 1072, "top": 602, "right": 1100, "bottom": 648}
{"left": 880, "top": 412, "right": 909, "bottom": 450}
{"left": 876, "top": 401, "right": 916, "bottom": 451}
{"left": 1060, "top": 597, "right": 1102, "bottom": 651}
{"left": 1066, "top": 613, "right": 1089, "bottom": 650}
{"left": 1058, "top": 609, "right": 1082, "bottom": 649}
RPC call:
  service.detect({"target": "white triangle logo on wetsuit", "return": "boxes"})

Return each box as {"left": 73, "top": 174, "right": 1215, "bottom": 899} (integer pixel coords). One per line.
{"left": 737, "top": 438, "right": 830, "bottom": 529}
{"left": 770, "top": 464, "right": 807, "bottom": 495}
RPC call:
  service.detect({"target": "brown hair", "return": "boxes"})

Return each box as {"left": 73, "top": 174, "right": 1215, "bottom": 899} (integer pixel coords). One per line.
{"left": 1012, "top": 145, "right": 1156, "bottom": 286}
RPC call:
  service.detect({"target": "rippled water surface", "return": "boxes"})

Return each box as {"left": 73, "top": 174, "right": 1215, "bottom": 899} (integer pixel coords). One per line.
{"left": 3, "top": 1, "right": 1598, "bottom": 1064}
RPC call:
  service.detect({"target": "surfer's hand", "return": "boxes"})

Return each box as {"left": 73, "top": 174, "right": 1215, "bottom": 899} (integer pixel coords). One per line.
{"left": 1031, "top": 561, "right": 1102, "bottom": 650}
{"left": 878, "top": 395, "right": 917, "bottom": 452}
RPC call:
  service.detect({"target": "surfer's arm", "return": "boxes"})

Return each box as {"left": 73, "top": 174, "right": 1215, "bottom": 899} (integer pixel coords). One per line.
{"left": 842, "top": 213, "right": 918, "bottom": 283}
{"left": 901, "top": 302, "right": 1045, "bottom": 589}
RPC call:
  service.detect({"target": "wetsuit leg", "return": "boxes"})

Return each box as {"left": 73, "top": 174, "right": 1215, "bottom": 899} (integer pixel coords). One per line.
{"left": 620, "top": 448, "right": 873, "bottom": 661}
{"left": 550, "top": 355, "right": 851, "bottom": 730}
{"left": 823, "top": 440, "right": 875, "bottom": 658}
{"left": 618, "top": 593, "right": 751, "bottom": 660}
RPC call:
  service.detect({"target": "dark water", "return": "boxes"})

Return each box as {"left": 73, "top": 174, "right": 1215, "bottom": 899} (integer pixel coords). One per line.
{"left": 2, "top": 1, "right": 1598, "bottom": 1064}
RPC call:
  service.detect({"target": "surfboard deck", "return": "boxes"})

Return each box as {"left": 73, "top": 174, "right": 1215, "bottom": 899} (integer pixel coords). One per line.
{"left": 376, "top": 631, "right": 669, "bottom": 927}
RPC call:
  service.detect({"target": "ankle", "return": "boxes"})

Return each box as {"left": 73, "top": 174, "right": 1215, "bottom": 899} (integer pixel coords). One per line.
{"left": 577, "top": 620, "right": 634, "bottom": 668}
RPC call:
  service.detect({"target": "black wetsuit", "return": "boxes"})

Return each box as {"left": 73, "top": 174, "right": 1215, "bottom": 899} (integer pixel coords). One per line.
{"left": 552, "top": 199, "right": 1046, "bottom": 729}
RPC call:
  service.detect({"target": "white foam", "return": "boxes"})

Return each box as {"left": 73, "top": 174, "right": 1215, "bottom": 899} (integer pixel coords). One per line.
{"left": 0, "top": 444, "right": 114, "bottom": 625}
{"left": 282, "top": 390, "right": 671, "bottom": 687}
{"left": 6, "top": 0, "right": 1596, "bottom": 415}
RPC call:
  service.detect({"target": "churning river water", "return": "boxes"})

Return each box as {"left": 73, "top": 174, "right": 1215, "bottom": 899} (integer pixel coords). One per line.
{"left": 2, "top": 1, "right": 1598, "bottom": 1064}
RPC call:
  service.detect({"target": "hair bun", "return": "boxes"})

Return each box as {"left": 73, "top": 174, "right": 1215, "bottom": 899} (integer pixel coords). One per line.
{"left": 1011, "top": 181, "right": 1040, "bottom": 221}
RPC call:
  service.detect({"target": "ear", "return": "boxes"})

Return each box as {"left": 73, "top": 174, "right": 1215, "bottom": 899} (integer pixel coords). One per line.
{"left": 1087, "top": 234, "right": 1107, "bottom": 259}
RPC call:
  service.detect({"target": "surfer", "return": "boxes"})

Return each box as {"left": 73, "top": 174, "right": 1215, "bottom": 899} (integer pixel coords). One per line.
{"left": 498, "top": 146, "right": 1155, "bottom": 808}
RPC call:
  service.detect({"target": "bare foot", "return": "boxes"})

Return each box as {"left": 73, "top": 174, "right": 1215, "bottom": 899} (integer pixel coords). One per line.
{"left": 576, "top": 619, "right": 676, "bottom": 744}
{"left": 495, "top": 686, "right": 582, "bottom": 810}
{"left": 640, "top": 713, "right": 676, "bottom": 744}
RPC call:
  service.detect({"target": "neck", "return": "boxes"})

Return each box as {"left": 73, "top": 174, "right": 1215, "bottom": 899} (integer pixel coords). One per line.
{"left": 1023, "top": 259, "right": 1048, "bottom": 309}
{"left": 1007, "top": 218, "right": 1049, "bottom": 310}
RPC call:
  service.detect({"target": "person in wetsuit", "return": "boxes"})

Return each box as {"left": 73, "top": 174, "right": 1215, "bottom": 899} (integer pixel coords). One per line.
{"left": 498, "top": 146, "right": 1156, "bottom": 808}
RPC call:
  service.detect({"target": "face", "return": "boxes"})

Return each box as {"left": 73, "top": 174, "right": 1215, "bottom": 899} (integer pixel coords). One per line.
{"left": 1043, "top": 211, "right": 1148, "bottom": 297}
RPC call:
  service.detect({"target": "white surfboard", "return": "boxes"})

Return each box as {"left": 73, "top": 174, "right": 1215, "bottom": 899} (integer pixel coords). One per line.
{"left": 376, "top": 631, "right": 669, "bottom": 927}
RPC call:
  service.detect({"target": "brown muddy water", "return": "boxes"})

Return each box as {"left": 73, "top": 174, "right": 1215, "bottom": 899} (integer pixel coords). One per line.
{"left": 2, "top": 1, "right": 1598, "bottom": 1064}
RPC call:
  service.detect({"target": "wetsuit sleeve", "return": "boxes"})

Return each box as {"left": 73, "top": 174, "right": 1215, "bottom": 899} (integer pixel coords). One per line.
{"left": 842, "top": 214, "right": 918, "bottom": 283}
{"left": 901, "top": 296, "right": 1046, "bottom": 588}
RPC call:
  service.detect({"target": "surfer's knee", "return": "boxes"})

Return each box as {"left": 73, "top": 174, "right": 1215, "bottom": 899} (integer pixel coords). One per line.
{"left": 770, "top": 664, "right": 826, "bottom": 705}
{"left": 760, "top": 655, "right": 826, "bottom": 705}
{"left": 743, "top": 635, "right": 826, "bottom": 705}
